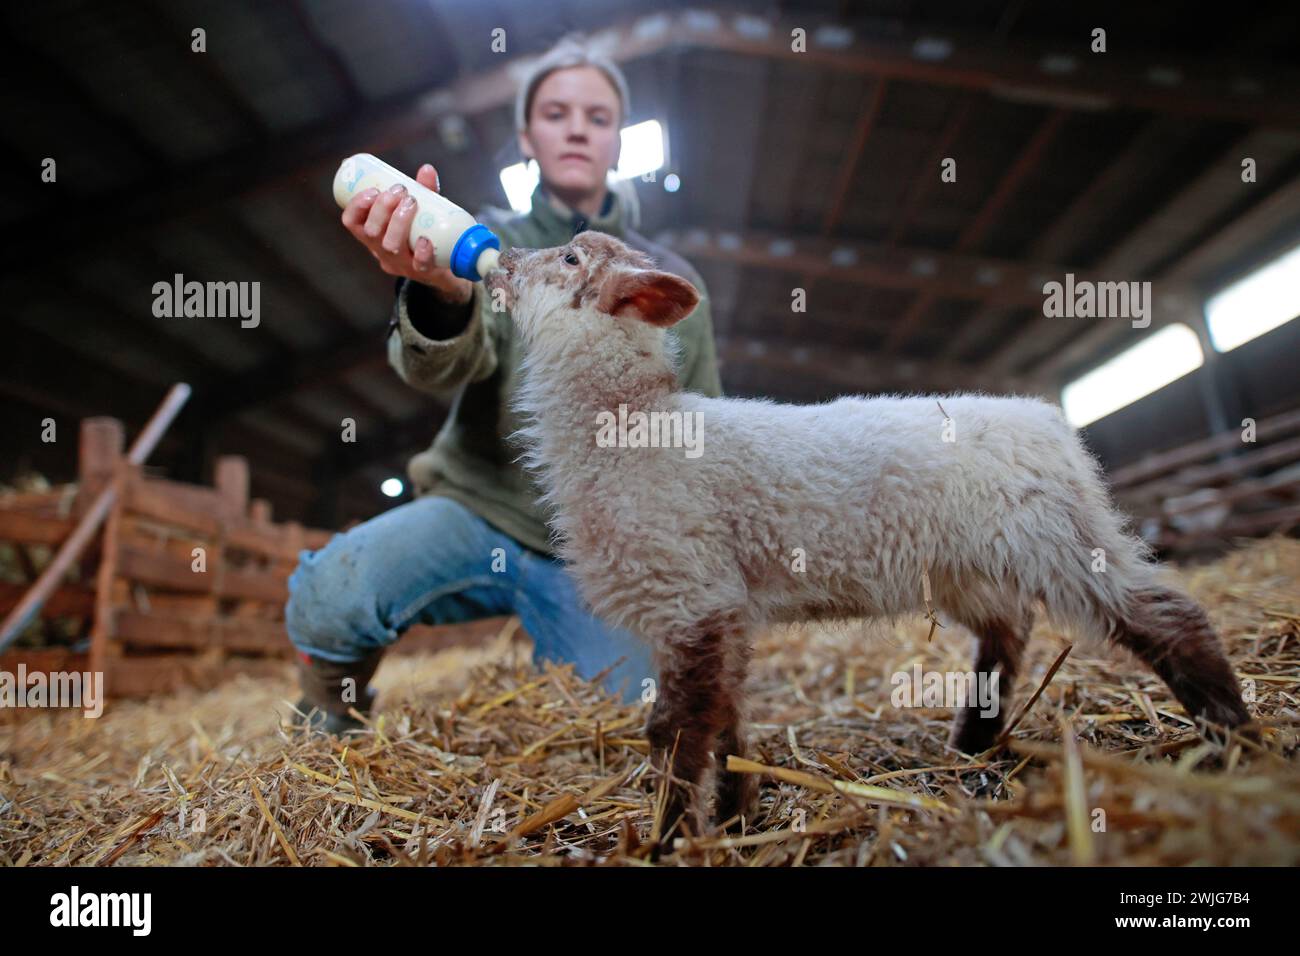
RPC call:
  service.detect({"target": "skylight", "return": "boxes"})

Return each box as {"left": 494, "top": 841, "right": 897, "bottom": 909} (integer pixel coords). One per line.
{"left": 499, "top": 120, "right": 666, "bottom": 212}
{"left": 1061, "top": 323, "right": 1204, "bottom": 427}
{"left": 1205, "top": 240, "right": 1300, "bottom": 351}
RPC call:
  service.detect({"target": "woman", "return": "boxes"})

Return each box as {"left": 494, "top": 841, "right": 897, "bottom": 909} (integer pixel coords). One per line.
{"left": 286, "top": 37, "right": 723, "bottom": 733}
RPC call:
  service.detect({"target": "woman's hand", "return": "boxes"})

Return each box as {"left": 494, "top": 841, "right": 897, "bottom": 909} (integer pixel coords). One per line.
{"left": 341, "top": 163, "right": 474, "bottom": 305}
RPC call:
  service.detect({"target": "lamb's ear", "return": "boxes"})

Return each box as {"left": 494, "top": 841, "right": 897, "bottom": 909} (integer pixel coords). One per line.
{"left": 596, "top": 270, "right": 699, "bottom": 328}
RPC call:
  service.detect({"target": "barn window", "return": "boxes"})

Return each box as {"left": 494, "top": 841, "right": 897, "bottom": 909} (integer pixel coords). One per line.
{"left": 499, "top": 121, "right": 667, "bottom": 212}
{"left": 1061, "top": 323, "right": 1204, "bottom": 427}
{"left": 1205, "top": 240, "right": 1300, "bottom": 352}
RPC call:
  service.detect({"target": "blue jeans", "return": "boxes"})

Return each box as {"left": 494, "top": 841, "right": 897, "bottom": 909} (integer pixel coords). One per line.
{"left": 285, "top": 495, "right": 655, "bottom": 703}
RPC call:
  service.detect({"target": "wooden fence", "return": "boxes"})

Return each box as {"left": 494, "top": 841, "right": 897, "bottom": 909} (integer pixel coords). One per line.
{"left": 0, "top": 417, "right": 336, "bottom": 695}
{"left": 1, "top": 417, "right": 513, "bottom": 700}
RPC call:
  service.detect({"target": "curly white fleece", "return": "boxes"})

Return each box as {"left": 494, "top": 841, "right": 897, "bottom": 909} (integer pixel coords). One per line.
{"left": 503, "top": 265, "right": 1167, "bottom": 665}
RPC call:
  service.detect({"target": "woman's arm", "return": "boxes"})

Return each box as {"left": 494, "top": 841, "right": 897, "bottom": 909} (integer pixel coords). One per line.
{"left": 339, "top": 161, "right": 500, "bottom": 394}
{"left": 385, "top": 277, "right": 499, "bottom": 395}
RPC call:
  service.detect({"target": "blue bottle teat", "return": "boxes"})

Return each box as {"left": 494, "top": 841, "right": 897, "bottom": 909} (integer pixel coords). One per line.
{"left": 450, "top": 224, "right": 501, "bottom": 282}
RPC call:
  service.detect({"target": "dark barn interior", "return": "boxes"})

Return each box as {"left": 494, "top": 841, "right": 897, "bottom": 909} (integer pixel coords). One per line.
{"left": 2, "top": 1, "right": 1300, "bottom": 874}
{"left": 5, "top": 0, "right": 1300, "bottom": 542}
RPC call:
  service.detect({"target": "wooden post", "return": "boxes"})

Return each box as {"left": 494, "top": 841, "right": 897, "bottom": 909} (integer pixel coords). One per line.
{"left": 0, "top": 384, "right": 191, "bottom": 653}
{"left": 284, "top": 520, "right": 304, "bottom": 556}
{"left": 77, "top": 418, "right": 123, "bottom": 518}
{"left": 250, "top": 499, "right": 273, "bottom": 525}
{"left": 90, "top": 463, "right": 132, "bottom": 683}
{"left": 215, "top": 456, "right": 250, "bottom": 520}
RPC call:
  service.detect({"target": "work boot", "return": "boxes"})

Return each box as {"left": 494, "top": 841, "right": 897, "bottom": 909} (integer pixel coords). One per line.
{"left": 292, "top": 647, "right": 386, "bottom": 736}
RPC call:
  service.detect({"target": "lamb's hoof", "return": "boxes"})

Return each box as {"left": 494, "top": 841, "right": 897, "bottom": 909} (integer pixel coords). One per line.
{"left": 949, "top": 712, "right": 1005, "bottom": 756}
{"left": 1193, "top": 708, "right": 1259, "bottom": 747}
{"left": 717, "top": 814, "right": 748, "bottom": 836}
{"left": 715, "top": 773, "right": 758, "bottom": 833}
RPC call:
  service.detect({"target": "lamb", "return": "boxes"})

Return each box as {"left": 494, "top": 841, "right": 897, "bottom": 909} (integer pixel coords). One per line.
{"left": 484, "top": 231, "right": 1255, "bottom": 842}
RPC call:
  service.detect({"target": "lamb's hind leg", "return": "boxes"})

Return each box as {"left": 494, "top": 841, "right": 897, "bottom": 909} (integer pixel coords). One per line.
{"left": 948, "top": 612, "right": 1031, "bottom": 755}
{"left": 1109, "top": 584, "right": 1252, "bottom": 742}
{"left": 645, "top": 617, "right": 735, "bottom": 849}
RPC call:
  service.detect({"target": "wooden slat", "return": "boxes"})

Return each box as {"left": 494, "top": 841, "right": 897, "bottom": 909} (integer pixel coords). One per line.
{"left": 215, "top": 456, "right": 250, "bottom": 519}
{"left": 0, "top": 489, "right": 70, "bottom": 512}
{"left": 224, "top": 519, "right": 299, "bottom": 559}
{"left": 115, "top": 611, "right": 289, "bottom": 655}
{"left": 221, "top": 566, "right": 289, "bottom": 603}
{"left": 125, "top": 474, "right": 223, "bottom": 537}
{"left": 105, "top": 654, "right": 289, "bottom": 698}
{"left": 0, "top": 581, "right": 95, "bottom": 618}
{"left": 1111, "top": 407, "right": 1300, "bottom": 488}
{"left": 0, "top": 648, "right": 87, "bottom": 674}
{"left": 90, "top": 461, "right": 128, "bottom": 677}
{"left": 1128, "top": 475, "right": 1300, "bottom": 520}
{"left": 76, "top": 418, "right": 123, "bottom": 519}
{"left": 1119, "top": 435, "right": 1300, "bottom": 503}
{"left": 136, "top": 594, "right": 220, "bottom": 617}
{"left": 1158, "top": 505, "right": 1300, "bottom": 548}
{"left": 116, "top": 543, "right": 215, "bottom": 593}
{"left": 0, "top": 511, "right": 76, "bottom": 546}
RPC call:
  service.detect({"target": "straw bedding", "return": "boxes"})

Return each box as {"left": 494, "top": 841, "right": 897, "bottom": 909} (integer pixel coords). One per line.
{"left": 2, "top": 538, "right": 1298, "bottom": 866}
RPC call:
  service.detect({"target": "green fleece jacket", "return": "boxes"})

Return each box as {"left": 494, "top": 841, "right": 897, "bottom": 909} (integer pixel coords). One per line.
{"left": 385, "top": 181, "right": 723, "bottom": 557}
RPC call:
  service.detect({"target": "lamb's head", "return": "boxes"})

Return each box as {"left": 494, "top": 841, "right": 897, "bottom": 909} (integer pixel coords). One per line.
{"left": 483, "top": 231, "right": 700, "bottom": 365}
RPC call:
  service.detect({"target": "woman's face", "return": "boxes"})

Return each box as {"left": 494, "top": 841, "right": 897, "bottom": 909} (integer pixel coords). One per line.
{"left": 518, "top": 66, "right": 622, "bottom": 196}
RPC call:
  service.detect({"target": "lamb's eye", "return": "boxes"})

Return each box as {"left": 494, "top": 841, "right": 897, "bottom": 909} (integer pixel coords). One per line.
{"left": 563, "top": 251, "right": 579, "bottom": 266}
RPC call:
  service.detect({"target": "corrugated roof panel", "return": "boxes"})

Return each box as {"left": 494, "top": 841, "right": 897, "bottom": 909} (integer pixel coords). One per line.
{"left": 237, "top": 407, "right": 323, "bottom": 457}
{"left": 307, "top": 0, "right": 458, "bottom": 100}
{"left": 24, "top": 2, "right": 248, "bottom": 163}
{"left": 165, "top": 0, "right": 344, "bottom": 132}
{"left": 76, "top": 253, "right": 274, "bottom": 374}
{"left": 149, "top": 217, "right": 333, "bottom": 352}
{"left": 235, "top": 187, "right": 393, "bottom": 332}
{"left": 343, "top": 367, "right": 430, "bottom": 421}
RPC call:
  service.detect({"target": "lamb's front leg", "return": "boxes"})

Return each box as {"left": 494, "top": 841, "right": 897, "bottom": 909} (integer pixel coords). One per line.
{"left": 645, "top": 623, "right": 734, "bottom": 853}
{"left": 713, "top": 637, "right": 756, "bottom": 830}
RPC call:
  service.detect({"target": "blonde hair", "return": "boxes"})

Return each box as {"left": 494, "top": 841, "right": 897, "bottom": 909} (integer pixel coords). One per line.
{"left": 514, "top": 34, "right": 631, "bottom": 134}
{"left": 514, "top": 34, "right": 640, "bottom": 229}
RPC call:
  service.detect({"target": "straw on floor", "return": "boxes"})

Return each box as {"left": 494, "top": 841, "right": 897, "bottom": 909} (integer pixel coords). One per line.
{"left": 2, "top": 538, "right": 1298, "bottom": 866}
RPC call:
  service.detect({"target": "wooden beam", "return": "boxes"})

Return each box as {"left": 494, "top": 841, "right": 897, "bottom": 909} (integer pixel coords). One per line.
{"left": 715, "top": 334, "right": 1050, "bottom": 396}
{"left": 946, "top": 116, "right": 1191, "bottom": 364}
{"left": 884, "top": 109, "right": 1069, "bottom": 352}
{"left": 888, "top": 96, "right": 975, "bottom": 246}
{"left": 202, "top": 328, "right": 388, "bottom": 419}
{"left": 21, "top": 8, "right": 1300, "bottom": 270}
{"left": 284, "top": 0, "right": 365, "bottom": 107}
{"left": 666, "top": 227, "right": 1198, "bottom": 310}
{"left": 977, "top": 122, "right": 1300, "bottom": 374}
{"left": 1033, "top": 165, "right": 1300, "bottom": 381}
{"left": 822, "top": 79, "right": 888, "bottom": 236}
{"left": 1110, "top": 406, "right": 1300, "bottom": 489}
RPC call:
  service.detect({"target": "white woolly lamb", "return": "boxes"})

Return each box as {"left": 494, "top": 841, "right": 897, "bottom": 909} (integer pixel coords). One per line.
{"left": 486, "top": 231, "right": 1254, "bottom": 841}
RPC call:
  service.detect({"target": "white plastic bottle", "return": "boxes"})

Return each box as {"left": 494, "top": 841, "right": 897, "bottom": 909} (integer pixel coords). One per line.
{"left": 332, "top": 152, "right": 502, "bottom": 281}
